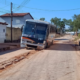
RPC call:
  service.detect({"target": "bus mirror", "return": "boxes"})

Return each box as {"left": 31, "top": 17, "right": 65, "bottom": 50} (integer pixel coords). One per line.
{"left": 21, "top": 26, "right": 23, "bottom": 32}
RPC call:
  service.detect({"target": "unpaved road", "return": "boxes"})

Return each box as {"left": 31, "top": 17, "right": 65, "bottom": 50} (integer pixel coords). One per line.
{"left": 0, "top": 35, "right": 79, "bottom": 80}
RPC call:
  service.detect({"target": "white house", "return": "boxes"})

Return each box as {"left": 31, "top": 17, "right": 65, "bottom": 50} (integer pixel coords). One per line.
{"left": 0, "top": 18, "right": 8, "bottom": 43}
{"left": 0, "top": 13, "right": 34, "bottom": 28}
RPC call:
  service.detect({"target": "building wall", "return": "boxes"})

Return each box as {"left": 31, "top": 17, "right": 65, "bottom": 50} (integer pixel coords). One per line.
{"left": 0, "top": 24, "right": 6, "bottom": 43}
{"left": 1, "top": 17, "right": 24, "bottom": 27}
{"left": 6, "top": 27, "right": 21, "bottom": 41}
{"left": 0, "top": 14, "right": 33, "bottom": 28}
{"left": 23, "top": 14, "right": 33, "bottom": 21}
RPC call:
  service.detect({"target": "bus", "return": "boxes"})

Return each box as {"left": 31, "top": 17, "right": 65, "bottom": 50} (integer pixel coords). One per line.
{"left": 21, "top": 19, "right": 57, "bottom": 49}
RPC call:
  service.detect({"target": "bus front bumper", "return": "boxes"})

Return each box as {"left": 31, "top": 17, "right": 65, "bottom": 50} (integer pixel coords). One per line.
{"left": 20, "top": 42, "right": 45, "bottom": 49}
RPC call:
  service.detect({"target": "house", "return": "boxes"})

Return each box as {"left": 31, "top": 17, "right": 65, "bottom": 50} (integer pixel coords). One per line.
{"left": 0, "top": 13, "right": 34, "bottom": 28}
{"left": 0, "top": 18, "right": 8, "bottom": 43}
{"left": 6, "top": 27, "right": 21, "bottom": 42}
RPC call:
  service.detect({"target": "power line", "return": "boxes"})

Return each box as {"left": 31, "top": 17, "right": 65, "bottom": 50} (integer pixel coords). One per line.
{"left": 12, "top": 4, "right": 80, "bottom": 12}
{"left": 21, "top": 7, "right": 80, "bottom": 11}
{"left": 11, "top": 2, "right": 80, "bottom": 12}
{"left": 0, "top": 0, "right": 80, "bottom": 13}
{"left": 14, "top": 0, "right": 30, "bottom": 12}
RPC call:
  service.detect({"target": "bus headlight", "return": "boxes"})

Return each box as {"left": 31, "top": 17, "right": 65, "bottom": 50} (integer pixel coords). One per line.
{"left": 21, "top": 39, "right": 26, "bottom": 43}
{"left": 43, "top": 41, "right": 46, "bottom": 44}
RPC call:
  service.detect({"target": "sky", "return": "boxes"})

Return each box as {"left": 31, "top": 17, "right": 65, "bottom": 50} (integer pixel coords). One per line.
{"left": 0, "top": 0, "right": 80, "bottom": 29}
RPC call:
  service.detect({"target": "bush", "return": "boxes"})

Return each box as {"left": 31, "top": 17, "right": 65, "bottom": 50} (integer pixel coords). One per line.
{"left": 78, "top": 33, "right": 80, "bottom": 38}
{"left": 74, "top": 37, "right": 79, "bottom": 41}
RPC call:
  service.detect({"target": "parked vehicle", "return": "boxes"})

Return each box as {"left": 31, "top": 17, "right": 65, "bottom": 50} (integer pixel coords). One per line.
{"left": 21, "top": 19, "right": 57, "bottom": 49}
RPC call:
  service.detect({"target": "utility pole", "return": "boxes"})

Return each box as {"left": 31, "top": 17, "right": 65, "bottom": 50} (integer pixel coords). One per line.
{"left": 11, "top": 2, "right": 13, "bottom": 42}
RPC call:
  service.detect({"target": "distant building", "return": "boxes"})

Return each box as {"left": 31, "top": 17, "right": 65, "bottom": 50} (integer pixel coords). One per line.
{"left": 65, "top": 32, "right": 75, "bottom": 35}
{"left": 0, "top": 18, "right": 8, "bottom": 43}
{"left": 0, "top": 13, "right": 34, "bottom": 28}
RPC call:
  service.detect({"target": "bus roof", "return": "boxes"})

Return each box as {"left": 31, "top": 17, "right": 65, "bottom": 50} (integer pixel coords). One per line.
{"left": 26, "top": 19, "right": 50, "bottom": 25}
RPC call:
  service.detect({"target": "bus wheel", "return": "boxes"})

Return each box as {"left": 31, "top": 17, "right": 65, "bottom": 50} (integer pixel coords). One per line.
{"left": 52, "top": 40, "right": 53, "bottom": 45}
{"left": 26, "top": 46, "right": 30, "bottom": 49}
{"left": 45, "top": 42, "right": 48, "bottom": 49}
{"left": 35, "top": 48, "right": 38, "bottom": 50}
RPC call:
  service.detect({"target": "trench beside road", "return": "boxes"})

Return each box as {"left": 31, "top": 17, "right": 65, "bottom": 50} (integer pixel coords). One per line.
{"left": 0, "top": 35, "right": 80, "bottom": 80}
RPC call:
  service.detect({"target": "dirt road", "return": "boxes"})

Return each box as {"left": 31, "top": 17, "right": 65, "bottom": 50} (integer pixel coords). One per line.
{"left": 0, "top": 35, "right": 79, "bottom": 80}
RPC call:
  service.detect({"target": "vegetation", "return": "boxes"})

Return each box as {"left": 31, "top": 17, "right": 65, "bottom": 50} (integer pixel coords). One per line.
{"left": 50, "top": 14, "right": 80, "bottom": 35}
{"left": 39, "top": 14, "right": 80, "bottom": 35}
{"left": 40, "top": 18, "right": 45, "bottom": 21}
{"left": 78, "top": 33, "right": 80, "bottom": 38}
{"left": 74, "top": 33, "right": 80, "bottom": 42}
{"left": 50, "top": 17, "right": 65, "bottom": 34}
{"left": 50, "top": 17, "right": 61, "bottom": 26}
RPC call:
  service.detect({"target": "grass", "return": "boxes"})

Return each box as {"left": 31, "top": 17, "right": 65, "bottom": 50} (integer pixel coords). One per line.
{"left": 74, "top": 37, "right": 79, "bottom": 41}
{"left": 73, "top": 34, "right": 80, "bottom": 46}
{"left": 78, "top": 33, "right": 80, "bottom": 38}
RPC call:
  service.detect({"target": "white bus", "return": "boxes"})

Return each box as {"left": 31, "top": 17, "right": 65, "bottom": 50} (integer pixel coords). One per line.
{"left": 21, "top": 19, "right": 57, "bottom": 49}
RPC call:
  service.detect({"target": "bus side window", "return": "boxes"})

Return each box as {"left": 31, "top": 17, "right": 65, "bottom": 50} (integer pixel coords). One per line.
{"left": 47, "top": 28, "right": 49, "bottom": 37}
{"left": 21, "top": 26, "right": 23, "bottom": 33}
{"left": 50, "top": 26, "right": 52, "bottom": 33}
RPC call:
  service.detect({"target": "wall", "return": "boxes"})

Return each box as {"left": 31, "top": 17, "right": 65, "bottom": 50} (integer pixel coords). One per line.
{"left": 0, "top": 14, "right": 33, "bottom": 28}
{"left": 23, "top": 14, "right": 33, "bottom": 21}
{"left": 1, "top": 17, "right": 24, "bottom": 27}
{"left": 0, "top": 24, "right": 6, "bottom": 43}
{"left": 6, "top": 27, "right": 21, "bottom": 41}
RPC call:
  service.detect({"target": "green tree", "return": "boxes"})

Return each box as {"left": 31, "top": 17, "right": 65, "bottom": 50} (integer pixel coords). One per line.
{"left": 59, "top": 21, "right": 65, "bottom": 29}
{"left": 50, "top": 18, "right": 54, "bottom": 24}
{"left": 63, "top": 18, "right": 74, "bottom": 31}
{"left": 50, "top": 17, "right": 61, "bottom": 26}
{"left": 50, "top": 17, "right": 66, "bottom": 34}
{"left": 67, "top": 19, "right": 74, "bottom": 31}
{"left": 73, "top": 14, "right": 78, "bottom": 20}
{"left": 72, "top": 14, "right": 80, "bottom": 35}
{"left": 40, "top": 18, "right": 45, "bottom": 21}
{"left": 73, "top": 20, "right": 80, "bottom": 35}
{"left": 59, "top": 21, "right": 65, "bottom": 33}
{"left": 63, "top": 18, "right": 68, "bottom": 25}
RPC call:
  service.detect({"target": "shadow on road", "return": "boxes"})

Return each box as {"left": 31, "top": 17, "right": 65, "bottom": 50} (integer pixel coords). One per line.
{"left": 47, "top": 43, "right": 78, "bottom": 51}
{"left": 0, "top": 48, "right": 24, "bottom": 55}
{"left": 55, "top": 39, "right": 69, "bottom": 40}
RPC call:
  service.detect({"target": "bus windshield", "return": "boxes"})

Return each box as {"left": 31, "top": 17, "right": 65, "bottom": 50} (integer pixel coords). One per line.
{"left": 23, "top": 22, "right": 35, "bottom": 36}
{"left": 23, "top": 22, "right": 47, "bottom": 40}
{"left": 36, "top": 23, "right": 47, "bottom": 40}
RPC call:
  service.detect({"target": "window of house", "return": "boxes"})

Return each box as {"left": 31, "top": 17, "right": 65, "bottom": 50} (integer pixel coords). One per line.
{"left": 16, "top": 20, "right": 20, "bottom": 23}
{"left": 3, "top": 29, "right": 5, "bottom": 32}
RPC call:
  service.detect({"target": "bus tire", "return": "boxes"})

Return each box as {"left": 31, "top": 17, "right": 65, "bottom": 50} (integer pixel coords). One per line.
{"left": 52, "top": 40, "right": 53, "bottom": 45}
{"left": 26, "top": 46, "right": 30, "bottom": 50}
{"left": 45, "top": 42, "right": 48, "bottom": 49}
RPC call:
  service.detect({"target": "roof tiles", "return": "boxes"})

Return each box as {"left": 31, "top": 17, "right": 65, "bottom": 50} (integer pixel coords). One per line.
{"left": 0, "top": 13, "right": 29, "bottom": 17}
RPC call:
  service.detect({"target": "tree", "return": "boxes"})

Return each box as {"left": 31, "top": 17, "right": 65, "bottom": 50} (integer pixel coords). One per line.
{"left": 63, "top": 18, "right": 68, "bottom": 25}
{"left": 40, "top": 18, "right": 45, "bottom": 21}
{"left": 50, "top": 17, "right": 66, "bottom": 34}
{"left": 72, "top": 14, "right": 80, "bottom": 35}
{"left": 59, "top": 21, "right": 65, "bottom": 29}
{"left": 73, "top": 20, "right": 80, "bottom": 35}
{"left": 73, "top": 14, "right": 78, "bottom": 20}
{"left": 63, "top": 18, "right": 74, "bottom": 31}
{"left": 50, "top": 17, "right": 61, "bottom": 26}
{"left": 67, "top": 19, "right": 74, "bottom": 31}
{"left": 50, "top": 18, "right": 54, "bottom": 24}
{"left": 59, "top": 21, "right": 65, "bottom": 33}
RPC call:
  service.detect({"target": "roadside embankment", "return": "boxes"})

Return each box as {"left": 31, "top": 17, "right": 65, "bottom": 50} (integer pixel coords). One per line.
{"left": 0, "top": 49, "right": 37, "bottom": 70}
